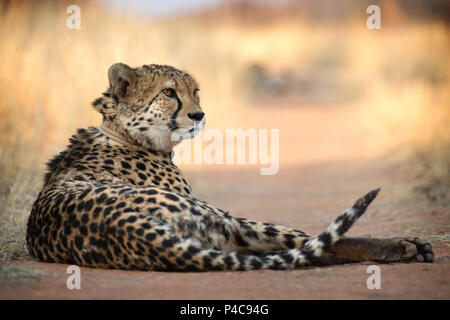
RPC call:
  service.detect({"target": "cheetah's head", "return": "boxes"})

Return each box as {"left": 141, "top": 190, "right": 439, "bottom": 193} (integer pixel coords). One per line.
{"left": 93, "top": 63, "right": 205, "bottom": 153}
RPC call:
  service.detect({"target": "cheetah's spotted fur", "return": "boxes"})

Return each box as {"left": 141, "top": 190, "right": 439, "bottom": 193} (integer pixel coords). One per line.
{"left": 26, "top": 63, "right": 434, "bottom": 271}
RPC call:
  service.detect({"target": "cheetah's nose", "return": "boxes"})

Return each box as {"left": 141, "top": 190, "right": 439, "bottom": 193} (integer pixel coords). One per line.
{"left": 187, "top": 112, "right": 205, "bottom": 121}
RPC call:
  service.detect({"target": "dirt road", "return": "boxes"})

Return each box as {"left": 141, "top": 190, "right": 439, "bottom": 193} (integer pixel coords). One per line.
{"left": 1, "top": 105, "right": 449, "bottom": 299}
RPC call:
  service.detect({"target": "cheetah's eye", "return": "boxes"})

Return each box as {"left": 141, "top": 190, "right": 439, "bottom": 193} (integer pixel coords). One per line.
{"left": 162, "top": 88, "right": 176, "bottom": 98}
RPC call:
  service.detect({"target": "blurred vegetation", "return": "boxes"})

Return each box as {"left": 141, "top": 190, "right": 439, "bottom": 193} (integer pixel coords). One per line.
{"left": 0, "top": 0, "right": 449, "bottom": 267}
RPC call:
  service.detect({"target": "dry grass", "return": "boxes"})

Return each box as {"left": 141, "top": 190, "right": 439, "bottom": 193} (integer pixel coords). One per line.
{"left": 0, "top": 0, "right": 448, "bottom": 272}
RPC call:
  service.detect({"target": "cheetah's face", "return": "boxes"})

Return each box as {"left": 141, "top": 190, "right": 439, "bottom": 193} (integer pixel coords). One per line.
{"left": 107, "top": 63, "right": 205, "bottom": 152}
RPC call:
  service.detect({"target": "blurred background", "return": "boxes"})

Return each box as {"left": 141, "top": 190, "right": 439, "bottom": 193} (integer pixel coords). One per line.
{"left": 0, "top": 0, "right": 449, "bottom": 262}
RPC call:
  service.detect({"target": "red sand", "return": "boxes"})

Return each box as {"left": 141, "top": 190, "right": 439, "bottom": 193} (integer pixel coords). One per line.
{"left": 2, "top": 105, "right": 448, "bottom": 299}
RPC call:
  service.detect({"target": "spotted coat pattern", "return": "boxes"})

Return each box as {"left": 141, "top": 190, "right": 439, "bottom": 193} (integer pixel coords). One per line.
{"left": 26, "top": 63, "right": 433, "bottom": 271}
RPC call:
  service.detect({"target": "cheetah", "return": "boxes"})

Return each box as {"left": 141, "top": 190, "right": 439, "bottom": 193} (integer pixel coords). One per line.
{"left": 26, "top": 63, "right": 434, "bottom": 271}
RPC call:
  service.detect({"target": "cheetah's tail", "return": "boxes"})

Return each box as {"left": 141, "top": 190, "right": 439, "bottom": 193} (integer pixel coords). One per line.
{"left": 299, "top": 187, "right": 381, "bottom": 258}
{"left": 153, "top": 188, "right": 381, "bottom": 271}
{"left": 225, "top": 187, "right": 381, "bottom": 270}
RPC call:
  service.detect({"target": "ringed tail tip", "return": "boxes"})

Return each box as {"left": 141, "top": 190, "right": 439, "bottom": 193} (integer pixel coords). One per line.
{"left": 352, "top": 187, "right": 381, "bottom": 213}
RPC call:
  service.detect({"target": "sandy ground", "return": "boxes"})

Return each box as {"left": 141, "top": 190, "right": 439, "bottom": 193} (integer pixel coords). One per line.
{"left": 1, "top": 104, "right": 449, "bottom": 299}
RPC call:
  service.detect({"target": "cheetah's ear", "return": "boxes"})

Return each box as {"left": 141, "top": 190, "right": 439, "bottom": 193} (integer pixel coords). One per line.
{"left": 108, "top": 63, "right": 136, "bottom": 100}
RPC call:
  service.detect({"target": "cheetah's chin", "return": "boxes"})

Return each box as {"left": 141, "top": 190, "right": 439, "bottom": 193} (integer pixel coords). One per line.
{"left": 182, "top": 118, "right": 206, "bottom": 139}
